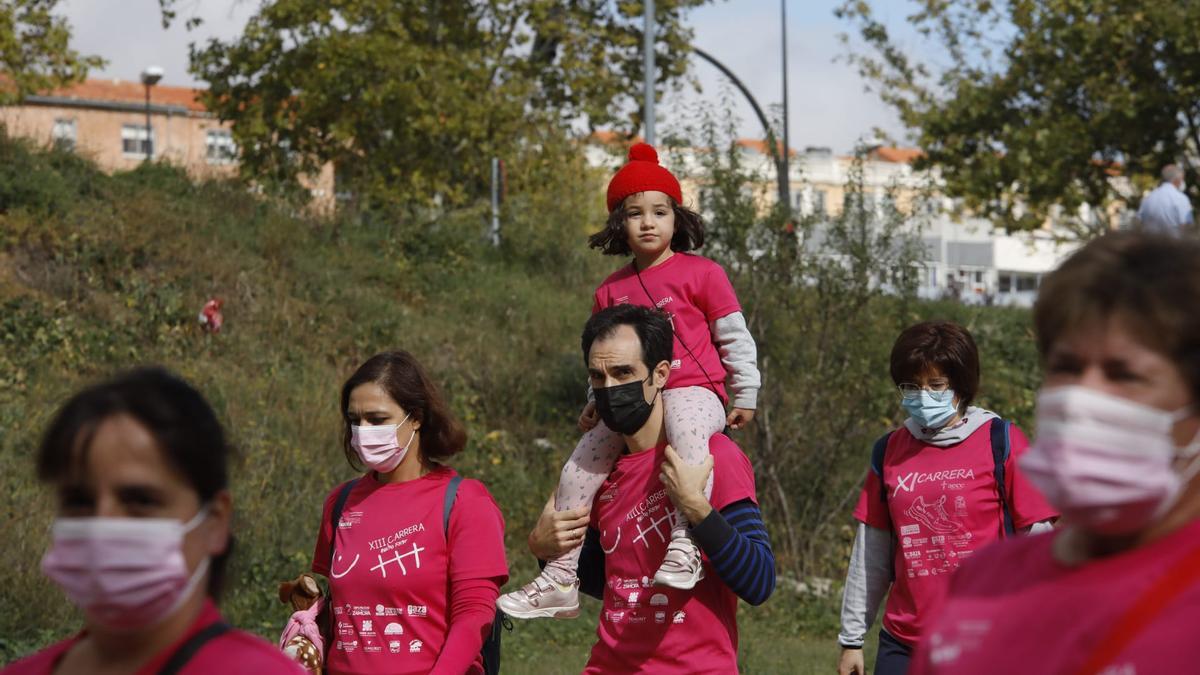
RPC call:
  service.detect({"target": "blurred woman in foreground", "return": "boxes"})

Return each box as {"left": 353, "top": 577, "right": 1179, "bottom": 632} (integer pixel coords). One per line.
{"left": 911, "top": 232, "right": 1200, "bottom": 674}
{"left": 3, "top": 367, "right": 302, "bottom": 675}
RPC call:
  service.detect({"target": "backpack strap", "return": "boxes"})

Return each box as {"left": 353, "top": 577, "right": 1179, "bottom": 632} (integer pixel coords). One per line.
{"left": 988, "top": 418, "right": 1016, "bottom": 537}
{"left": 328, "top": 478, "right": 359, "bottom": 567}
{"left": 443, "top": 474, "right": 463, "bottom": 537}
{"left": 870, "top": 431, "right": 894, "bottom": 503}
{"left": 157, "top": 621, "right": 231, "bottom": 675}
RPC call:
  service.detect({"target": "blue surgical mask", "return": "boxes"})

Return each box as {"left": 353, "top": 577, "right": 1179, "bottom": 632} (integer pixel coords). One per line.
{"left": 902, "top": 390, "right": 959, "bottom": 429}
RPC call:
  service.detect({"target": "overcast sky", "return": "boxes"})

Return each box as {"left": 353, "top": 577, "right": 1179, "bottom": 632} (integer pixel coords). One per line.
{"left": 56, "top": 0, "right": 915, "bottom": 153}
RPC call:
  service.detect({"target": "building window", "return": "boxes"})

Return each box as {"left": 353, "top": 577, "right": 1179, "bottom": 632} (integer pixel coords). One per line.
{"left": 205, "top": 129, "right": 237, "bottom": 164}
{"left": 52, "top": 118, "right": 77, "bottom": 150}
{"left": 814, "top": 189, "right": 827, "bottom": 215}
{"left": 1016, "top": 274, "right": 1039, "bottom": 292}
{"left": 121, "top": 124, "right": 153, "bottom": 157}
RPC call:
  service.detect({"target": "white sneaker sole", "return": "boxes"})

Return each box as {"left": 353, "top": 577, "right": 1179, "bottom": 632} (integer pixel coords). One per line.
{"left": 653, "top": 567, "right": 705, "bottom": 590}
{"left": 496, "top": 599, "right": 581, "bottom": 620}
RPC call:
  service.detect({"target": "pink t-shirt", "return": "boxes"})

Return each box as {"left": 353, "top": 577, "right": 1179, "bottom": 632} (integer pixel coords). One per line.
{"left": 311, "top": 467, "right": 508, "bottom": 675}
{"left": 909, "top": 518, "right": 1200, "bottom": 675}
{"left": 583, "top": 434, "right": 757, "bottom": 674}
{"left": 1, "top": 600, "right": 303, "bottom": 675}
{"left": 593, "top": 253, "right": 741, "bottom": 401}
{"left": 852, "top": 422, "right": 1057, "bottom": 646}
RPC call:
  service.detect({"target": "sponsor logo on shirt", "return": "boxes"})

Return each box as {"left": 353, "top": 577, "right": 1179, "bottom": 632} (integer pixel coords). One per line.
{"left": 655, "top": 611, "right": 667, "bottom": 624}
{"left": 364, "top": 640, "right": 382, "bottom": 654}
{"left": 360, "top": 620, "right": 375, "bottom": 636}
{"left": 409, "top": 639, "right": 424, "bottom": 653}
{"left": 616, "top": 295, "right": 630, "bottom": 304}
{"left": 599, "top": 487, "right": 618, "bottom": 502}
{"left": 650, "top": 593, "right": 669, "bottom": 606}
{"left": 672, "top": 611, "right": 686, "bottom": 625}
{"left": 384, "top": 622, "right": 403, "bottom": 636}
{"left": 338, "top": 621, "right": 354, "bottom": 636}
{"left": 352, "top": 606, "right": 371, "bottom": 617}
{"left": 375, "top": 604, "right": 403, "bottom": 616}
{"left": 407, "top": 605, "right": 428, "bottom": 617}
{"left": 670, "top": 359, "right": 682, "bottom": 370}
{"left": 893, "top": 469, "right": 976, "bottom": 497}
{"left": 654, "top": 296, "right": 674, "bottom": 309}
{"left": 389, "top": 640, "right": 402, "bottom": 654}
{"left": 900, "top": 524, "right": 921, "bottom": 535}
{"left": 338, "top": 510, "right": 363, "bottom": 529}
{"left": 606, "top": 610, "right": 626, "bottom": 623}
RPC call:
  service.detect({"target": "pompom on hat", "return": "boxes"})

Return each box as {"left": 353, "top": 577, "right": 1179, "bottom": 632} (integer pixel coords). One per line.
{"left": 605, "top": 142, "right": 683, "bottom": 212}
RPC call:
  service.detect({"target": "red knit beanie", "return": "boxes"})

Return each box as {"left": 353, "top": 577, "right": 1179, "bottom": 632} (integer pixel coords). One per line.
{"left": 605, "top": 143, "right": 683, "bottom": 212}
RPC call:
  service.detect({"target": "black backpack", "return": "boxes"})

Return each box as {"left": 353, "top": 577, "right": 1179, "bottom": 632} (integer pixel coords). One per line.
{"left": 329, "top": 475, "right": 509, "bottom": 674}
{"left": 869, "top": 417, "right": 1016, "bottom": 537}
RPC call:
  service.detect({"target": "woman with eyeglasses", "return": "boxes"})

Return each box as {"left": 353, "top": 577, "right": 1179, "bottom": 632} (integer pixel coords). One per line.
{"left": 835, "top": 321, "right": 1057, "bottom": 675}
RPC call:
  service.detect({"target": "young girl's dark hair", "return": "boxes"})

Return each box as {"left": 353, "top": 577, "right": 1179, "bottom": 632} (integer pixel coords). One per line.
{"left": 588, "top": 196, "right": 706, "bottom": 256}
{"left": 340, "top": 350, "right": 467, "bottom": 470}
{"left": 36, "top": 367, "right": 235, "bottom": 598}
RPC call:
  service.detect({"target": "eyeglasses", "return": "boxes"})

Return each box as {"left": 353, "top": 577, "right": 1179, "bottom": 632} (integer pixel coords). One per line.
{"left": 898, "top": 382, "right": 953, "bottom": 401}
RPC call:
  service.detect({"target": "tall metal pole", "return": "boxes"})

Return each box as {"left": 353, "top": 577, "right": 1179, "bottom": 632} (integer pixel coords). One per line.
{"left": 644, "top": 0, "right": 655, "bottom": 145}
{"left": 490, "top": 157, "right": 501, "bottom": 247}
{"left": 144, "top": 84, "right": 153, "bottom": 161}
{"left": 692, "top": 47, "right": 788, "bottom": 208}
{"left": 780, "top": 0, "right": 791, "bottom": 212}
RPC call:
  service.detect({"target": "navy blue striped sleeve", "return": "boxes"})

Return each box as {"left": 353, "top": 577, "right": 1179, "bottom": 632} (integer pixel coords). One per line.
{"left": 691, "top": 498, "right": 776, "bottom": 606}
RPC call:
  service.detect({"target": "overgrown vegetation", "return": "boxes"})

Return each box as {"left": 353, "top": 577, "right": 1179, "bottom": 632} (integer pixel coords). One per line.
{"left": 0, "top": 125, "right": 1040, "bottom": 669}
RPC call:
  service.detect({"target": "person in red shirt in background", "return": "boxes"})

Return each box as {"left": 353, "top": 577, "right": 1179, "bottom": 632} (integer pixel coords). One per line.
{"left": 311, "top": 351, "right": 507, "bottom": 675}
{"left": 910, "top": 233, "right": 1200, "bottom": 675}
{"left": 837, "top": 321, "right": 1057, "bottom": 675}
{"left": 3, "top": 368, "right": 303, "bottom": 675}
{"left": 524, "top": 304, "right": 775, "bottom": 674}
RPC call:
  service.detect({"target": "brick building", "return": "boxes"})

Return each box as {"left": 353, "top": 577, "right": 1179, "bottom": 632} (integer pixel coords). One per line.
{"left": 0, "top": 77, "right": 333, "bottom": 205}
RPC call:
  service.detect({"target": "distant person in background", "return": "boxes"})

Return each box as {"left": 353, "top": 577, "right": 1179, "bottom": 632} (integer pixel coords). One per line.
{"left": 2, "top": 368, "right": 302, "bottom": 675}
{"left": 837, "top": 321, "right": 1057, "bottom": 675}
{"left": 1136, "top": 164, "right": 1193, "bottom": 235}
{"left": 909, "top": 233, "right": 1200, "bottom": 674}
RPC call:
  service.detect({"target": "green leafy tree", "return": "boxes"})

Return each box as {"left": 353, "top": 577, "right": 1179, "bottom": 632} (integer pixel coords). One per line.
{"left": 0, "top": 0, "right": 104, "bottom": 105}
{"left": 186, "top": 0, "right": 709, "bottom": 209}
{"left": 837, "top": 1, "right": 1200, "bottom": 237}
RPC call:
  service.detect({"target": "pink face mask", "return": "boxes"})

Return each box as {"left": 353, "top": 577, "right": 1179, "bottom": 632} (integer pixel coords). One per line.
{"left": 41, "top": 508, "right": 211, "bottom": 631}
{"left": 1021, "top": 386, "right": 1200, "bottom": 536}
{"left": 351, "top": 414, "right": 417, "bottom": 473}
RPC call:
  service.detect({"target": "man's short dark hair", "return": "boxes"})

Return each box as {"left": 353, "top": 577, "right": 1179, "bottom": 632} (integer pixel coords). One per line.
{"left": 581, "top": 305, "right": 674, "bottom": 371}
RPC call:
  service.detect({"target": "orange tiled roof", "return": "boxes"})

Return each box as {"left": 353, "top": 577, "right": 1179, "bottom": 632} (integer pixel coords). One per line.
{"left": 38, "top": 77, "right": 207, "bottom": 113}
{"left": 870, "top": 147, "right": 924, "bottom": 164}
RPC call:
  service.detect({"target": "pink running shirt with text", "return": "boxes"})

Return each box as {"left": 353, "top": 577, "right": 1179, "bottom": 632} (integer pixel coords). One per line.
{"left": 852, "top": 423, "right": 1056, "bottom": 647}
{"left": 311, "top": 467, "right": 507, "bottom": 675}
{"left": 583, "top": 434, "right": 756, "bottom": 674}
{"left": 592, "top": 253, "right": 741, "bottom": 402}
{"left": 909, "top": 518, "right": 1200, "bottom": 674}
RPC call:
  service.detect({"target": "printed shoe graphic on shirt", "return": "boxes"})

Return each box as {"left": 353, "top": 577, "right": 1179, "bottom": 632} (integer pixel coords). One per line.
{"left": 904, "top": 495, "right": 968, "bottom": 535}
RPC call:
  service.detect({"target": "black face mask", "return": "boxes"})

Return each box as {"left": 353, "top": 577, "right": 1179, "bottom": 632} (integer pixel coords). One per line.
{"left": 594, "top": 376, "right": 659, "bottom": 435}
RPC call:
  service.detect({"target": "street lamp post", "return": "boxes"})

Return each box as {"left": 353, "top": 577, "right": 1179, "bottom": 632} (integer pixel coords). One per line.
{"left": 140, "top": 66, "right": 164, "bottom": 161}
{"left": 691, "top": 47, "right": 788, "bottom": 208}
{"left": 644, "top": 0, "right": 656, "bottom": 145}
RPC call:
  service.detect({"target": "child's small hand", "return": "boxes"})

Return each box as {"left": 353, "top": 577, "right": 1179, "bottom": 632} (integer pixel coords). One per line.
{"left": 578, "top": 400, "right": 600, "bottom": 432}
{"left": 727, "top": 408, "right": 756, "bottom": 430}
